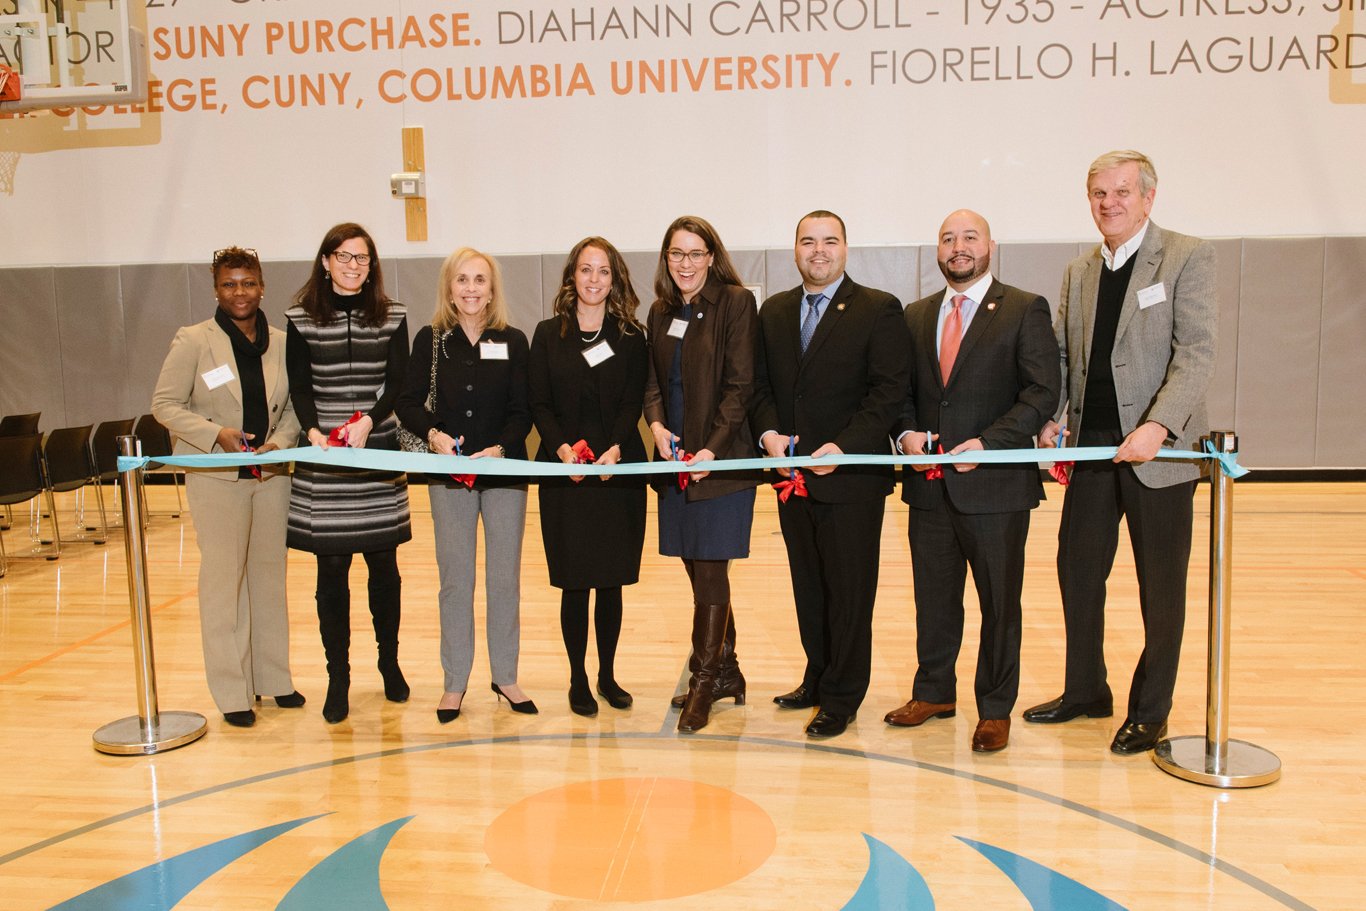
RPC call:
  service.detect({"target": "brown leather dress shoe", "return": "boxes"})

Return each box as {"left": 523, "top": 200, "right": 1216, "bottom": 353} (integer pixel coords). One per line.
{"left": 884, "top": 699, "right": 956, "bottom": 727}
{"left": 972, "top": 718, "right": 1010, "bottom": 752}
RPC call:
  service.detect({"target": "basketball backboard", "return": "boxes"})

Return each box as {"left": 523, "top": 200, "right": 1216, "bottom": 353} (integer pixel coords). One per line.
{"left": 0, "top": 0, "right": 148, "bottom": 113}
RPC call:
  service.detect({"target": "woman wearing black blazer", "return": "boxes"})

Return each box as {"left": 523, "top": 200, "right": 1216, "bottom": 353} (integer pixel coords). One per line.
{"left": 529, "top": 237, "right": 648, "bottom": 717}
{"left": 642, "top": 215, "right": 760, "bottom": 733}
{"left": 394, "top": 247, "right": 536, "bottom": 723}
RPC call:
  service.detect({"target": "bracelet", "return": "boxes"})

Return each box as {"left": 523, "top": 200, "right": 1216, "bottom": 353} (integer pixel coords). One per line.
{"left": 494, "top": 443, "right": 505, "bottom": 457}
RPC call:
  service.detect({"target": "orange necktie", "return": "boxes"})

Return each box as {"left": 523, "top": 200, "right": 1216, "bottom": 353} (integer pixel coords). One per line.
{"left": 939, "top": 294, "right": 966, "bottom": 381}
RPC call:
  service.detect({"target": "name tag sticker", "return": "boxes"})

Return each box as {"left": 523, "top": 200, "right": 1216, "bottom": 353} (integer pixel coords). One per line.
{"left": 582, "top": 340, "right": 614, "bottom": 367}
{"left": 1137, "top": 283, "right": 1167, "bottom": 309}
{"left": 667, "top": 318, "right": 688, "bottom": 339}
{"left": 480, "top": 341, "right": 509, "bottom": 360}
{"left": 202, "top": 364, "right": 234, "bottom": 389}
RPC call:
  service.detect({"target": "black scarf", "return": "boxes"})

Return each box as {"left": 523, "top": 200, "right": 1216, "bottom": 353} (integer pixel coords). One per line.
{"left": 214, "top": 308, "right": 270, "bottom": 478}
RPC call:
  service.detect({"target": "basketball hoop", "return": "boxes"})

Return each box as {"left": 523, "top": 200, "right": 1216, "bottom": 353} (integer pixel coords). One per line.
{"left": 0, "top": 64, "right": 22, "bottom": 103}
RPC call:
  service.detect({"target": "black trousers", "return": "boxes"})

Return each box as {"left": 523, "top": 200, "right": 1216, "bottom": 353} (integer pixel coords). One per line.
{"left": 776, "top": 494, "right": 886, "bottom": 716}
{"left": 908, "top": 492, "right": 1029, "bottom": 720}
{"left": 1058, "top": 438, "right": 1195, "bottom": 723}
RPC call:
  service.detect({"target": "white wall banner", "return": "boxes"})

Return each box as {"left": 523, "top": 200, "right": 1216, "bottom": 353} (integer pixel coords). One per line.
{"left": 2, "top": 0, "right": 1363, "bottom": 264}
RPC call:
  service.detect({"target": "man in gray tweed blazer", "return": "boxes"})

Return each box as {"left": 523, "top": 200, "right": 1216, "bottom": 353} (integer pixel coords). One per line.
{"left": 1023, "top": 149, "right": 1218, "bottom": 755}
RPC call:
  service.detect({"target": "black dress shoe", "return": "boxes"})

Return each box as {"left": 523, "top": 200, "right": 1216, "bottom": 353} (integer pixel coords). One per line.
{"left": 569, "top": 679, "right": 599, "bottom": 717}
{"left": 805, "top": 711, "right": 854, "bottom": 738}
{"left": 223, "top": 710, "right": 256, "bottom": 728}
{"left": 1022, "top": 694, "right": 1113, "bottom": 724}
{"left": 436, "top": 708, "right": 461, "bottom": 724}
{"left": 596, "top": 679, "right": 633, "bottom": 710}
{"left": 274, "top": 691, "right": 306, "bottom": 709}
{"left": 1110, "top": 720, "right": 1168, "bottom": 754}
{"left": 774, "top": 684, "right": 818, "bottom": 710}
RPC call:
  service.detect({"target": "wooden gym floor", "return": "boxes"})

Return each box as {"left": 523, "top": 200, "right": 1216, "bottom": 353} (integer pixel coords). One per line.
{"left": 0, "top": 480, "right": 1361, "bottom": 910}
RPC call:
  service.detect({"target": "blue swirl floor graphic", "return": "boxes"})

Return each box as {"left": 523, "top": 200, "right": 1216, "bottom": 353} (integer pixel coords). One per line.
{"left": 46, "top": 815, "right": 325, "bottom": 911}
{"left": 277, "top": 817, "right": 414, "bottom": 910}
{"left": 16, "top": 733, "right": 1312, "bottom": 911}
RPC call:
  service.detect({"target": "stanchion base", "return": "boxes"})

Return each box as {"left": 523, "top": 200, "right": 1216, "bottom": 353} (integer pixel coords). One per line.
{"left": 1153, "top": 735, "right": 1281, "bottom": 788}
{"left": 93, "top": 711, "right": 208, "bottom": 756}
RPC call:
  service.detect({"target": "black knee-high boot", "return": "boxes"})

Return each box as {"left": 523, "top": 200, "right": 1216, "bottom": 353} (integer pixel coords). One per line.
{"left": 364, "top": 549, "right": 408, "bottom": 703}
{"left": 317, "top": 589, "right": 351, "bottom": 724}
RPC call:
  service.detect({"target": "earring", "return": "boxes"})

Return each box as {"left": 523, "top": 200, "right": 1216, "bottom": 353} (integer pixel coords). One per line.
{"left": 324, "top": 270, "right": 330, "bottom": 280}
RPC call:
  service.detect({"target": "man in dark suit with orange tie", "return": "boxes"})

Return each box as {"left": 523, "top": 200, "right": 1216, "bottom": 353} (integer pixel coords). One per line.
{"left": 752, "top": 210, "right": 910, "bottom": 739}
{"left": 882, "top": 209, "right": 1059, "bottom": 753}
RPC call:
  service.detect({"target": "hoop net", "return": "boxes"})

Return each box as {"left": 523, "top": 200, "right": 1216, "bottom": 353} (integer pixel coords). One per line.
{"left": 0, "top": 150, "right": 18, "bottom": 195}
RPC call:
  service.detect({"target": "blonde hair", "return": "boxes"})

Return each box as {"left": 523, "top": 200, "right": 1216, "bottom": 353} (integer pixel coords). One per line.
{"left": 1088, "top": 150, "right": 1157, "bottom": 195}
{"left": 432, "top": 247, "right": 509, "bottom": 334}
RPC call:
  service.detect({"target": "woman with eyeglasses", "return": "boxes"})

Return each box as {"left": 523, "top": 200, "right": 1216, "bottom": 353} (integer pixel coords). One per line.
{"left": 529, "top": 237, "right": 648, "bottom": 717}
{"left": 394, "top": 247, "right": 536, "bottom": 723}
{"left": 151, "top": 246, "right": 303, "bottom": 728}
{"left": 286, "top": 223, "right": 412, "bottom": 725}
{"left": 643, "top": 216, "right": 760, "bottom": 733}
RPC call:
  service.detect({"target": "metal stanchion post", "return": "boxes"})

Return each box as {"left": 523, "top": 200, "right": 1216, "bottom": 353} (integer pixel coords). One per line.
{"left": 1154, "top": 430, "right": 1280, "bottom": 787}
{"left": 93, "top": 436, "right": 207, "bottom": 755}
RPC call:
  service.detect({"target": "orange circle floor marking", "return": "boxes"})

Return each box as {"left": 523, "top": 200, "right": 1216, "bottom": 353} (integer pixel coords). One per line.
{"left": 484, "top": 776, "right": 777, "bottom": 901}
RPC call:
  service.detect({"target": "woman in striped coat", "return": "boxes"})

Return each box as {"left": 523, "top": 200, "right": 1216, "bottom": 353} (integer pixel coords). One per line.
{"left": 286, "top": 222, "right": 412, "bottom": 725}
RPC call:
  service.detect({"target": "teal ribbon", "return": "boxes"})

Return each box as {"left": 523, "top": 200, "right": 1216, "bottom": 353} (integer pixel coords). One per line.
{"left": 1203, "top": 439, "right": 1251, "bottom": 479}
{"left": 117, "top": 444, "right": 1249, "bottom": 478}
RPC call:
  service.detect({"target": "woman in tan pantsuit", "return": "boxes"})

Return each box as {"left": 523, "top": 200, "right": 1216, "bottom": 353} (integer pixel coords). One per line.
{"left": 151, "top": 247, "right": 303, "bottom": 728}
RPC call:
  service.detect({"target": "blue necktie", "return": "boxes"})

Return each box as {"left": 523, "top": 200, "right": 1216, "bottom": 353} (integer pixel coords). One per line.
{"left": 800, "top": 293, "right": 824, "bottom": 353}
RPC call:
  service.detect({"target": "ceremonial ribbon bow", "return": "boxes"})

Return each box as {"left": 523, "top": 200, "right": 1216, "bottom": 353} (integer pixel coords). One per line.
{"left": 570, "top": 439, "right": 596, "bottom": 485}
{"left": 449, "top": 437, "right": 476, "bottom": 489}
{"left": 328, "top": 411, "right": 365, "bottom": 446}
{"left": 671, "top": 438, "right": 694, "bottom": 490}
{"left": 925, "top": 442, "right": 945, "bottom": 480}
{"left": 772, "top": 436, "right": 808, "bottom": 502}
{"left": 241, "top": 441, "right": 261, "bottom": 479}
{"left": 1049, "top": 425, "right": 1073, "bottom": 486}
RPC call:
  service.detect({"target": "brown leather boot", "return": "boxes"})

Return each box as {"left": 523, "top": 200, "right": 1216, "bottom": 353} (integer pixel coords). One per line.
{"left": 677, "top": 603, "right": 729, "bottom": 733}
{"left": 672, "top": 606, "right": 745, "bottom": 708}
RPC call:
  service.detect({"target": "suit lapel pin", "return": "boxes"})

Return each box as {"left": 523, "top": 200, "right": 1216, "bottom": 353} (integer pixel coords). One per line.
{"left": 696, "top": 311, "right": 703, "bottom": 319}
{"left": 987, "top": 302, "right": 996, "bottom": 311}
{"left": 836, "top": 303, "right": 846, "bottom": 311}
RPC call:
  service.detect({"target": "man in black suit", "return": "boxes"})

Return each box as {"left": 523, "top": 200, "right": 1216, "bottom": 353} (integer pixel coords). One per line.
{"left": 881, "top": 210, "right": 1060, "bottom": 753}
{"left": 752, "top": 210, "right": 910, "bottom": 739}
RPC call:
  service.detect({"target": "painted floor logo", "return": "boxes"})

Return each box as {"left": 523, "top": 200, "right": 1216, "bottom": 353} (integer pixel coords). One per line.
{"left": 45, "top": 815, "right": 1129, "bottom": 911}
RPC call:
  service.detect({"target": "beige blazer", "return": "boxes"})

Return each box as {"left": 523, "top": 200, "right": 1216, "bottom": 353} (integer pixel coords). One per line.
{"left": 150, "top": 318, "right": 299, "bottom": 481}
{"left": 1056, "top": 221, "right": 1218, "bottom": 488}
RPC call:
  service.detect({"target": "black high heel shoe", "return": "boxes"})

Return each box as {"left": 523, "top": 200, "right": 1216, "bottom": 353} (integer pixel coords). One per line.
{"left": 491, "top": 682, "right": 539, "bottom": 715}
{"left": 436, "top": 692, "right": 464, "bottom": 724}
{"left": 596, "top": 678, "right": 633, "bottom": 710}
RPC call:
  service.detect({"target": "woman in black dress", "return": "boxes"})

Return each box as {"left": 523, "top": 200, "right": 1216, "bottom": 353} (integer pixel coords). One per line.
{"left": 286, "top": 223, "right": 411, "bottom": 725}
{"left": 529, "top": 237, "right": 648, "bottom": 716}
{"left": 643, "top": 216, "right": 760, "bottom": 733}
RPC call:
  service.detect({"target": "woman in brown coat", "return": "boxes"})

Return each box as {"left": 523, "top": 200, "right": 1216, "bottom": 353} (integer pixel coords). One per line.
{"left": 643, "top": 215, "right": 760, "bottom": 733}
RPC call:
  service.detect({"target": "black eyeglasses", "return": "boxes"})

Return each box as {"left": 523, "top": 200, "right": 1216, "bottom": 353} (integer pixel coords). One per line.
{"left": 666, "top": 249, "right": 709, "bottom": 264}
{"left": 331, "top": 250, "right": 372, "bottom": 265}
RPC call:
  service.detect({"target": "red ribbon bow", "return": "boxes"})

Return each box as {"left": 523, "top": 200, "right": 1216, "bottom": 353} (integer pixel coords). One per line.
{"left": 449, "top": 473, "right": 477, "bottom": 489}
{"left": 328, "top": 411, "right": 364, "bottom": 446}
{"left": 924, "top": 444, "right": 946, "bottom": 480}
{"left": 571, "top": 439, "right": 596, "bottom": 463}
{"left": 241, "top": 441, "right": 261, "bottom": 479}
{"left": 570, "top": 439, "right": 596, "bottom": 485}
{"left": 1049, "top": 460, "right": 1074, "bottom": 486}
{"left": 675, "top": 450, "right": 695, "bottom": 490}
{"left": 773, "top": 469, "right": 808, "bottom": 502}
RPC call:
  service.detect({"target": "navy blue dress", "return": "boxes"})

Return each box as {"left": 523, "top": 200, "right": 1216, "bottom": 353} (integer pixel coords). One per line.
{"left": 657, "top": 304, "right": 756, "bottom": 560}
